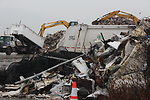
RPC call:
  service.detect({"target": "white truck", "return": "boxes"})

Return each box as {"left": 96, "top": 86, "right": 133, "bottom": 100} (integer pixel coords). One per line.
{"left": 57, "top": 24, "right": 135, "bottom": 53}
{"left": 10, "top": 24, "right": 45, "bottom": 54}
{"left": 0, "top": 35, "right": 17, "bottom": 55}
{"left": 8, "top": 23, "right": 135, "bottom": 54}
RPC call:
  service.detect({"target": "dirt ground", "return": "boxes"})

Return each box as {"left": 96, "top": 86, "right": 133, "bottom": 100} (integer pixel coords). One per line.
{"left": 0, "top": 53, "right": 31, "bottom": 69}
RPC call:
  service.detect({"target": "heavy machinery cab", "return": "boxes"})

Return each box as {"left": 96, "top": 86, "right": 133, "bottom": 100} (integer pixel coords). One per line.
{"left": 69, "top": 21, "right": 78, "bottom": 26}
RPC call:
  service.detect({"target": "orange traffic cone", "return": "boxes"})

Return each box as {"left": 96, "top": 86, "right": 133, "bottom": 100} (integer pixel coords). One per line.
{"left": 70, "top": 81, "right": 78, "bottom": 100}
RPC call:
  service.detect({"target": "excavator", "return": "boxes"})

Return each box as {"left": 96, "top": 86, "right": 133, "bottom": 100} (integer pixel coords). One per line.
{"left": 38, "top": 20, "right": 78, "bottom": 37}
{"left": 92, "top": 10, "right": 139, "bottom": 25}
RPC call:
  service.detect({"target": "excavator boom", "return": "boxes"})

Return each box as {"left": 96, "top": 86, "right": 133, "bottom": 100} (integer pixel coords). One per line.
{"left": 92, "top": 10, "right": 139, "bottom": 25}
{"left": 101, "top": 10, "right": 120, "bottom": 21}
{"left": 38, "top": 20, "right": 69, "bottom": 37}
{"left": 117, "top": 13, "right": 139, "bottom": 23}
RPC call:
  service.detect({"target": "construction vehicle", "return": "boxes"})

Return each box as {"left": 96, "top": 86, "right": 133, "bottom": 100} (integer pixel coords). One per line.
{"left": 9, "top": 20, "right": 78, "bottom": 54}
{"left": 92, "top": 10, "right": 139, "bottom": 25}
{"left": 56, "top": 24, "right": 136, "bottom": 53}
{"left": 38, "top": 20, "right": 78, "bottom": 37}
{"left": 0, "top": 35, "right": 17, "bottom": 55}
{"left": 10, "top": 24, "right": 45, "bottom": 54}
{"left": 8, "top": 21, "right": 135, "bottom": 54}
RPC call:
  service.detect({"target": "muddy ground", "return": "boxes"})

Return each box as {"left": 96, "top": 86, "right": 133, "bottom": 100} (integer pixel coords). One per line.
{"left": 0, "top": 53, "right": 31, "bottom": 69}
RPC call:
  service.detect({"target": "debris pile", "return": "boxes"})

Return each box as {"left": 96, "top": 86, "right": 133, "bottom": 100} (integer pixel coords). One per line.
{"left": 0, "top": 22, "right": 150, "bottom": 100}
{"left": 92, "top": 16, "right": 136, "bottom": 25}
{"left": 43, "top": 30, "right": 65, "bottom": 51}
{"left": 92, "top": 10, "right": 139, "bottom": 25}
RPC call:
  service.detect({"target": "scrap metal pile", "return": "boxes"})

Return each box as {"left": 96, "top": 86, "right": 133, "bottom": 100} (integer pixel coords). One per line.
{"left": 0, "top": 22, "right": 150, "bottom": 100}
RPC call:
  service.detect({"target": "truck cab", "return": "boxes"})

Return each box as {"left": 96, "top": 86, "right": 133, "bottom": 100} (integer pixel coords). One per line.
{"left": 0, "top": 35, "right": 16, "bottom": 55}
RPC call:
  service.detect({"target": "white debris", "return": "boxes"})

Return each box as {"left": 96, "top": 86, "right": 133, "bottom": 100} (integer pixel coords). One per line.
{"left": 108, "top": 41, "right": 121, "bottom": 49}
{"left": 87, "top": 88, "right": 109, "bottom": 98}
{"left": 72, "top": 57, "right": 89, "bottom": 76}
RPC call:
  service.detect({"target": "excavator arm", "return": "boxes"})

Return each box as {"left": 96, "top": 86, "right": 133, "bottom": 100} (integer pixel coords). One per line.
{"left": 117, "top": 13, "right": 139, "bottom": 23}
{"left": 101, "top": 10, "right": 120, "bottom": 21}
{"left": 92, "top": 10, "right": 139, "bottom": 25}
{"left": 38, "top": 20, "right": 69, "bottom": 37}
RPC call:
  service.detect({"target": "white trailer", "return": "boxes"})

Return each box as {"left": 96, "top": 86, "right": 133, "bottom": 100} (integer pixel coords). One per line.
{"left": 57, "top": 24, "right": 135, "bottom": 52}
{"left": 10, "top": 24, "right": 45, "bottom": 48}
{"left": 10, "top": 24, "right": 45, "bottom": 54}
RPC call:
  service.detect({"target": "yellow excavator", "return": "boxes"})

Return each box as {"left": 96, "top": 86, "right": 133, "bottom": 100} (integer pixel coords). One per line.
{"left": 92, "top": 10, "right": 139, "bottom": 25}
{"left": 38, "top": 20, "right": 78, "bottom": 37}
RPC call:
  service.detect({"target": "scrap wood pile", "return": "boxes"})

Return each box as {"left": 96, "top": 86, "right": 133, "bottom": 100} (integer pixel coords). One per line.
{"left": 0, "top": 23, "right": 150, "bottom": 100}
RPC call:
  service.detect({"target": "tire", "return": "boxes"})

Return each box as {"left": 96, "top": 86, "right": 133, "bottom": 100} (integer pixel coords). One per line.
{"left": 6, "top": 47, "right": 12, "bottom": 55}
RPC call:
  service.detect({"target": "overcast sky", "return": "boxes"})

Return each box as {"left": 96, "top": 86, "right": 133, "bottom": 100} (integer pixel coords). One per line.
{"left": 0, "top": 0, "right": 150, "bottom": 35}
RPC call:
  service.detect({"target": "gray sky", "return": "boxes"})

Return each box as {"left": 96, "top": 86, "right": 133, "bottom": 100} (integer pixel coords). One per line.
{"left": 0, "top": 0, "right": 150, "bottom": 35}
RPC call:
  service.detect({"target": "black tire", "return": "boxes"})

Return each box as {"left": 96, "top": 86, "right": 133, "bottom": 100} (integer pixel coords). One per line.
{"left": 6, "top": 47, "right": 12, "bottom": 55}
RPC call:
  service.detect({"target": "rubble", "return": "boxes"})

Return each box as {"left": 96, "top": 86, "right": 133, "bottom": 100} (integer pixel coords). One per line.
{"left": 43, "top": 30, "right": 65, "bottom": 51}
{"left": 92, "top": 16, "right": 137, "bottom": 25}
{"left": 92, "top": 10, "right": 139, "bottom": 25}
{"left": 0, "top": 19, "right": 150, "bottom": 100}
